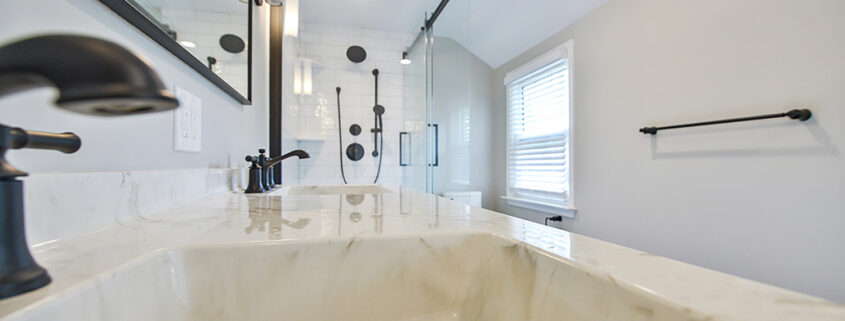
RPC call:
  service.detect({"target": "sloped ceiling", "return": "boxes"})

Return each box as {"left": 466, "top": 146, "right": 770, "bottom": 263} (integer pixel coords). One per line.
{"left": 300, "top": 0, "right": 607, "bottom": 68}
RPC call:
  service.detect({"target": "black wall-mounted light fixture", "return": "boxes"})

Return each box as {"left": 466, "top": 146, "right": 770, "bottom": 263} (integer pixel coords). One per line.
{"left": 400, "top": 51, "right": 411, "bottom": 65}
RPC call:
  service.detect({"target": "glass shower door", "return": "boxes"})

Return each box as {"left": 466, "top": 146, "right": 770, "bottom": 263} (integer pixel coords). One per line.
{"left": 400, "top": 29, "right": 431, "bottom": 193}
{"left": 428, "top": 0, "right": 474, "bottom": 201}
{"left": 401, "top": 1, "right": 476, "bottom": 204}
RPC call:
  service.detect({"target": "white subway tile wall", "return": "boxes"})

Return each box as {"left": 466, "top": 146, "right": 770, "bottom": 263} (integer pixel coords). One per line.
{"left": 159, "top": 7, "right": 249, "bottom": 96}
{"left": 291, "top": 23, "right": 415, "bottom": 186}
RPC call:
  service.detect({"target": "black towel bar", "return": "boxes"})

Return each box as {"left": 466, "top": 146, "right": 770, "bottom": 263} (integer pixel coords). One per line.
{"left": 639, "top": 109, "right": 812, "bottom": 135}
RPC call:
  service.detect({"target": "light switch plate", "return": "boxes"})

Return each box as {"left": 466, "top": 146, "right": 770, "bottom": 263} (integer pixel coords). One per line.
{"left": 173, "top": 86, "right": 202, "bottom": 153}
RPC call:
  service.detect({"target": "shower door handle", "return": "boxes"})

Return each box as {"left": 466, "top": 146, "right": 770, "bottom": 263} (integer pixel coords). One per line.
{"left": 428, "top": 123, "right": 439, "bottom": 167}
{"left": 399, "top": 132, "right": 409, "bottom": 167}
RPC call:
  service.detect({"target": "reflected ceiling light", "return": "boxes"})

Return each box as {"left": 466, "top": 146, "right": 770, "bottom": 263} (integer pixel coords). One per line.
{"left": 179, "top": 40, "right": 196, "bottom": 48}
{"left": 400, "top": 51, "right": 411, "bottom": 65}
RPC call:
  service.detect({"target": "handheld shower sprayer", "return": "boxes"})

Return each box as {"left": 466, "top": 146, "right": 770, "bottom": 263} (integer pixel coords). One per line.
{"left": 371, "top": 69, "right": 384, "bottom": 183}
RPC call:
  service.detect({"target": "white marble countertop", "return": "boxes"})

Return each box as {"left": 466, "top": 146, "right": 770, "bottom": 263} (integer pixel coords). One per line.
{"left": 1, "top": 186, "right": 843, "bottom": 320}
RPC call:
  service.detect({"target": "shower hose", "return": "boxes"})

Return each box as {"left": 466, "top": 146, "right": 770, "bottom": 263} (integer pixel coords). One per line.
{"left": 336, "top": 87, "right": 348, "bottom": 184}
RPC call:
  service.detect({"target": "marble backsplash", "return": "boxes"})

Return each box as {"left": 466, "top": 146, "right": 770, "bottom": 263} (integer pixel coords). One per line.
{"left": 21, "top": 168, "right": 248, "bottom": 245}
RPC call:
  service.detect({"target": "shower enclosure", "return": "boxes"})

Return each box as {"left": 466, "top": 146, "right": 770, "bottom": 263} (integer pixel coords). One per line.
{"left": 401, "top": 0, "right": 481, "bottom": 201}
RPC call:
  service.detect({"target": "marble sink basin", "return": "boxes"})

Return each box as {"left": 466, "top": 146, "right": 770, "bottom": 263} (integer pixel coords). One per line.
{"left": 274, "top": 184, "right": 392, "bottom": 195}
{"left": 8, "top": 232, "right": 702, "bottom": 321}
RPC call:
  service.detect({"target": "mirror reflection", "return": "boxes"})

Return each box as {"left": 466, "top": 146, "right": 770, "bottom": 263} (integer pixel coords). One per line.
{"left": 128, "top": 0, "right": 250, "bottom": 97}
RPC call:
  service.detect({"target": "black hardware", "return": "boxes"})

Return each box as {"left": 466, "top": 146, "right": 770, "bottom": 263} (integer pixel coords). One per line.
{"left": 246, "top": 149, "right": 310, "bottom": 193}
{"left": 371, "top": 69, "right": 385, "bottom": 158}
{"left": 428, "top": 124, "right": 439, "bottom": 167}
{"left": 244, "top": 155, "right": 265, "bottom": 194}
{"left": 399, "top": 132, "right": 409, "bottom": 167}
{"left": 425, "top": 0, "right": 450, "bottom": 30}
{"left": 269, "top": 5, "right": 283, "bottom": 184}
{"left": 0, "top": 125, "right": 83, "bottom": 298}
{"left": 98, "top": 0, "right": 252, "bottom": 104}
{"left": 7, "top": 128, "right": 81, "bottom": 155}
{"left": 639, "top": 109, "right": 812, "bottom": 135}
{"left": 346, "top": 45, "right": 367, "bottom": 63}
{"left": 0, "top": 34, "right": 177, "bottom": 299}
{"left": 0, "top": 35, "right": 179, "bottom": 115}
{"left": 207, "top": 56, "right": 217, "bottom": 69}
{"left": 371, "top": 69, "right": 385, "bottom": 184}
{"left": 336, "top": 87, "right": 348, "bottom": 184}
{"left": 258, "top": 149, "right": 271, "bottom": 190}
{"left": 264, "top": 150, "right": 310, "bottom": 168}
{"left": 544, "top": 215, "right": 563, "bottom": 226}
{"left": 347, "top": 143, "right": 365, "bottom": 161}
{"left": 349, "top": 124, "right": 361, "bottom": 136}
{"left": 220, "top": 34, "right": 246, "bottom": 53}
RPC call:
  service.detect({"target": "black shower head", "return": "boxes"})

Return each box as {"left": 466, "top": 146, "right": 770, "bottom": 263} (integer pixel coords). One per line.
{"left": 346, "top": 45, "right": 367, "bottom": 63}
{"left": 0, "top": 35, "right": 178, "bottom": 116}
{"left": 219, "top": 34, "right": 245, "bottom": 53}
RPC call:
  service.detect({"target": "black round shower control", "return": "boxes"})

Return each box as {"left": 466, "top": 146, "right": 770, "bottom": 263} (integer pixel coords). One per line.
{"left": 346, "top": 45, "right": 367, "bottom": 63}
{"left": 346, "top": 143, "right": 365, "bottom": 161}
{"left": 349, "top": 124, "right": 362, "bottom": 136}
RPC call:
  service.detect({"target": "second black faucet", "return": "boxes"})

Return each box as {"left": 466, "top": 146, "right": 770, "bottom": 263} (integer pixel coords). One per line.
{"left": 245, "top": 148, "right": 310, "bottom": 193}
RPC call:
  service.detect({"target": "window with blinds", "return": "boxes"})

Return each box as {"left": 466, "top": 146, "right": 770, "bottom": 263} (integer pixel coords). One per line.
{"left": 506, "top": 58, "right": 571, "bottom": 209}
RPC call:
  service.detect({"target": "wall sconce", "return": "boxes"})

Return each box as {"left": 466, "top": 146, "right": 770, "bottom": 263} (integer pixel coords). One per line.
{"left": 293, "top": 58, "right": 312, "bottom": 95}
{"left": 400, "top": 51, "right": 411, "bottom": 65}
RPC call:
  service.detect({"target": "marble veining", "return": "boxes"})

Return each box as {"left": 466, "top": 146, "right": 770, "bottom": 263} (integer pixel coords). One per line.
{"left": 0, "top": 185, "right": 843, "bottom": 320}
{"left": 21, "top": 168, "right": 247, "bottom": 244}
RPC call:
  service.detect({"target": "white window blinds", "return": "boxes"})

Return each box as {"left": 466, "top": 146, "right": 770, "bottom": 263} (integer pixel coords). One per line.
{"left": 506, "top": 59, "right": 571, "bottom": 207}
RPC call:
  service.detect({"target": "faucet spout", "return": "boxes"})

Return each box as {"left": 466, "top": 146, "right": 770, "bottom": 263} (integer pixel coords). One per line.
{"left": 265, "top": 149, "right": 310, "bottom": 168}
{"left": 246, "top": 149, "right": 310, "bottom": 194}
{"left": 0, "top": 35, "right": 178, "bottom": 116}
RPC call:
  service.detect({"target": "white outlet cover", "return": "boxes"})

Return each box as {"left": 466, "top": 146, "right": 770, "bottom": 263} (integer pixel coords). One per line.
{"left": 173, "top": 86, "right": 202, "bottom": 153}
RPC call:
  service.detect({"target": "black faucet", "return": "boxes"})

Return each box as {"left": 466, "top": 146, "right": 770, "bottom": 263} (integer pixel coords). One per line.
{"left": 0, "top": 35, "right": 178, "bottom": 299}
{"left": 244, "top": 149, "right": 310, "bottom": 194}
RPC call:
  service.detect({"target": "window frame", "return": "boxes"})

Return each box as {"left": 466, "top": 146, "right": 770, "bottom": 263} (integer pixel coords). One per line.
{"left": 502, "top": 40, "right": 576, "bottom": 217}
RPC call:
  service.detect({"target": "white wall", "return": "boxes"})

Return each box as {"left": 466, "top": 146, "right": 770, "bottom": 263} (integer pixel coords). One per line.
{"left": 281, "top": 2, "right": 300, "bottom": 184}
{"left": 292, "top": 23, "right": 411, "bottom": 186}
{"left": 0, "top": 0, "right": 268, "bottom": 173}
{"left": 491, "top": 0, "right": 845, "bottom": 302}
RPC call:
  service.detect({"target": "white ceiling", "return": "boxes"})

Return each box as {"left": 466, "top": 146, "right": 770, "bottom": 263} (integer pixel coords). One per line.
{"left": 434, "top": 0, "right": 608, "bottom": 68}
{"left": 301, "top": 0, "right": 609, "bottom": 68}
{"left": 300, "top": 0, "right": 438, "bottom": 35}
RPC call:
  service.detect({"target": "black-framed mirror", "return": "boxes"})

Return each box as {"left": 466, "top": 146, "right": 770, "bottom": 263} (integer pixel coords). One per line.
{"left": 98, "top": 0, "right": 252, "bottom": 105}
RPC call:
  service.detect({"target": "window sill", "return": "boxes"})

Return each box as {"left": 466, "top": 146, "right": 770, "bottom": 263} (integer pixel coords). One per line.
{"left": 501, "top": 196, "right": 577, "bottom": 218}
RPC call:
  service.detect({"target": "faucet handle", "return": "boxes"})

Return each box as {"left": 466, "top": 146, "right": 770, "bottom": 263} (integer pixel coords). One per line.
{"left": 258, "top": 148, "right": 266, "bottom": 154}
{"left": 245, "top": 155, "right": 258, "bottom": 165}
